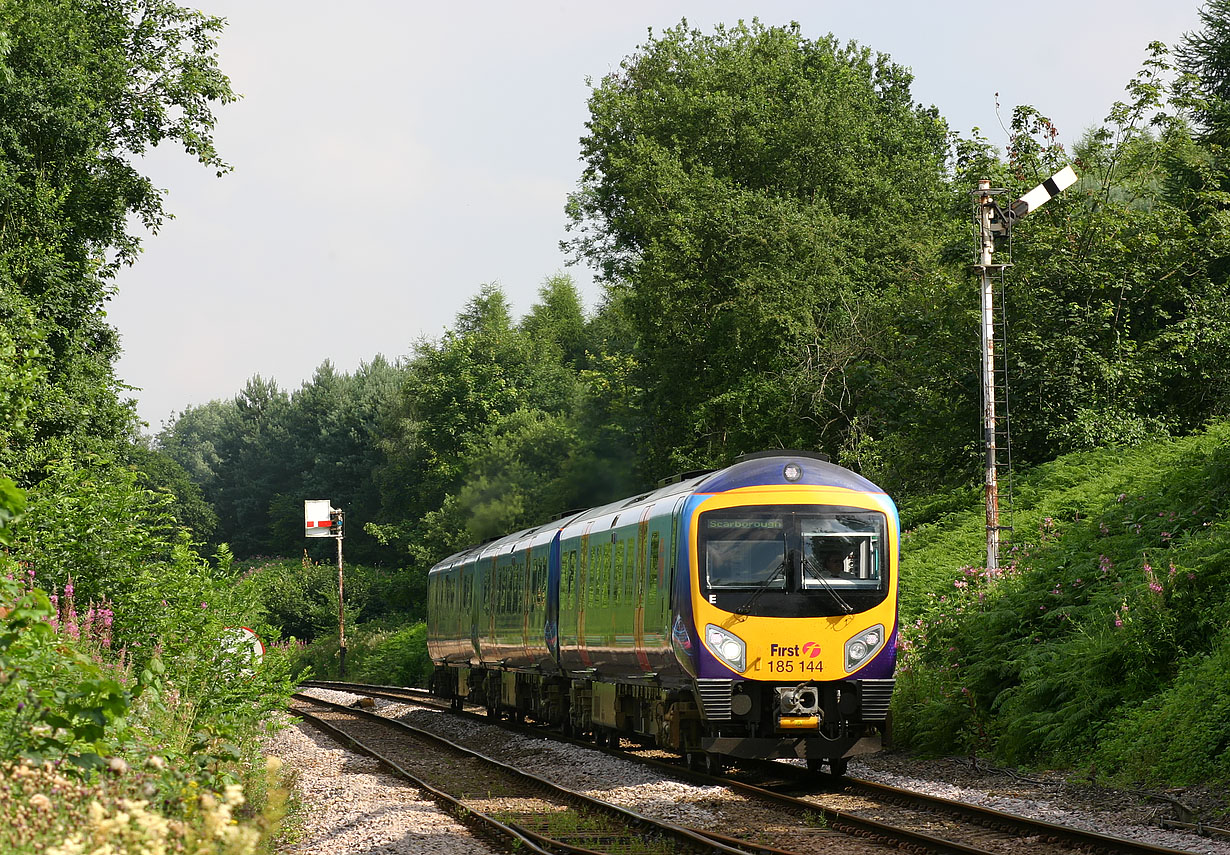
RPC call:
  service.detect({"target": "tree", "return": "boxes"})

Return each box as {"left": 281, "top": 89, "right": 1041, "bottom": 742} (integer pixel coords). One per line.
{"left": 272, "top": 357, "right": 404, "bottom": 563}
{"left": 995, "top": 50, "right": 1230, "bottom": 458}
{"left": 520, "top": 274, "right": 588, "bottom": 368}
{"left": 565, "top": 20, "right": 956, "bottom": 479}
{"left": 375, "top": 285, "right": 572, "bottom": 551}
{"left": 0, "top": 0, "right": 235, "bottom": 480}
{"left": 125, "top": 441, "right": 219, "bottom": 542}
{"left": 1176, "top": 0, "right": 1230, "bottom": 145}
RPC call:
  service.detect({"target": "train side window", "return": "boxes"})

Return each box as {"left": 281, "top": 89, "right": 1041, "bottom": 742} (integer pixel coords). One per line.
{"left": 588, "top": 544, "right": 599, "bottom": 607}
{"left": 647, "top": 532, "right": 659, "bottom": 611}
{"left": 623, "top": 538, "right": 635, "bottom": 599}
{"left": 637, "top": 529, "right": 648, "bottom": 601}
{"left": 613, "top": 539, "right": 625, "bottom": 601}
{"left": 578, "top": 542, "right": 589, "bottom": 609}
{"left": 601, "top": 542, "right": 612, "bottom": 604}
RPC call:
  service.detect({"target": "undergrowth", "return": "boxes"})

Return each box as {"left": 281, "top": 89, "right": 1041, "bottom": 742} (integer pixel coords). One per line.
{"left": 892, "top": 420, "right": 1230, "bottom": 787}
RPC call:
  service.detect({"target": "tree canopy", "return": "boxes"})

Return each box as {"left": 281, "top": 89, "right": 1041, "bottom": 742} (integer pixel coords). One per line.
{"left": 565, "top": 20, "right": 962, "bottom": 476}
{"left": 0, "top": 0, "right": 235, "bottom": 480}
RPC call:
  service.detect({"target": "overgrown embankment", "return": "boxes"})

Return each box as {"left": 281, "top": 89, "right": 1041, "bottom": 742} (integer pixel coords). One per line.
{"left": 0, "top": 466, "right": 298, "bottom": 854}
{"left": 894, "top": 420, "right": 1230, "bottom": 786}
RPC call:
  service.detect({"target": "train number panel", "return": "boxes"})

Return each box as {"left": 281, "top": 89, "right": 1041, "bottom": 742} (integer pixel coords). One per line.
{"left": 764, "top": 643, "right": 825, "bottom": 675}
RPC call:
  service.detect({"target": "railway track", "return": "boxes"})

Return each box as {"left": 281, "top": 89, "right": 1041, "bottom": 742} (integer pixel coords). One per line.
{"left": 292, "top": 691, "right": 772, "bottom": 855}
{"left": 297, "top": 681, "right": 1201, "bottom": 855}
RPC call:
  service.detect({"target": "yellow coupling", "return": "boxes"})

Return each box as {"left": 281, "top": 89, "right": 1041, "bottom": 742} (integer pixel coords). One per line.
{"left": 777, "top": 715, "right": 821, "bottom": 730}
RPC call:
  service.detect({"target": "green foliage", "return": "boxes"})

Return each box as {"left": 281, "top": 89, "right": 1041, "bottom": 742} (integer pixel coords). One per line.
{"left": 1, "top": 453, "right": 296, "bottom": 797}
{"left": 10, "top": 461, "right": 251, "bottom": 662}
{"left": 238, "top": 555, "right": 426, "bottom": 639}
{"left": 893, "top": 421, "right": 1230, "bottom": 783}
{"left": 371, "top": 281, "right": 605, "bottom": 565}
{"left": 1094, "top": 637, "right": 1230, "bottom": 784}
{"left": 159, "top": 359, "right": 403, "bottom": 563}
{"left": 0, "top": 476, "right": 28, "bottom": 546}
{"left": 124, "top": 442, "right": 218, "bottom": 543}
{"left": 566, "top": 19, "right": 959, "bottom": 480}
{"left": 288, "top": 620, "right": 431, "bottom": 687}
{"left": 0, "top": 576, "right": 130, "bottom": 768}
{"left": 0, "top": 0, "right": 236, "bottom": 483}
{"left": 0, "top": 1, "right": 301, "bottom": 848}
{"left": 993, "top": 46, "right": 1230, "bottom": 462}
{"left": 1176, "top": 0, "right": 1230, "bottom": 145}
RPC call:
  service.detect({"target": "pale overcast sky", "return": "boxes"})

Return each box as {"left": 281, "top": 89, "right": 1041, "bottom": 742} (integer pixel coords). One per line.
{"left": 108, "top": 0, "right": 1203, "bottom": 431}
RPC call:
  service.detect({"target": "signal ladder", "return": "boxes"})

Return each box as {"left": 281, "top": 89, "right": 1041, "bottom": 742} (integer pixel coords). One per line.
{"left": 981, "top": 263, "right": 1016, "bottom": 561}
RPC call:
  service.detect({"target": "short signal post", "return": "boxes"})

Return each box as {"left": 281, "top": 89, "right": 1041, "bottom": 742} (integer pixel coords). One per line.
{"left": 973, "top": 166, "right": 1077, "bottom": 572}
{"left": 305, "top": 499, "right": 347, "bottom": 678}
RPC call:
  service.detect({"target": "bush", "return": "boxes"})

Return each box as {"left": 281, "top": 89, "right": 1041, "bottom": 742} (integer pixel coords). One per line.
{"left": 0, "top": 575, "right": 129, "bottom": 768}
{"left": 892, "top": 421, "right": 1230, "bottom": 784}
{"left": 1093, "top": 634, "right": 1230, "bottom": 785}
{"left": 238, "top": 556, "right": 426, "bottom": 643}
{"left": 0, "top": 455, "right": 299, "bottom": 853}
{"left": 287, "top": 619, "right": 430, "bottom": 687}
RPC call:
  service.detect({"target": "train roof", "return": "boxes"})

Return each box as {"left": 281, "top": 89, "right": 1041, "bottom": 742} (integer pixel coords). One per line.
{"left": 427, "top": 452, "right": 886, "bottom": 573}
{"left": 696, "top": 451, "right": 883, "bottom": 494}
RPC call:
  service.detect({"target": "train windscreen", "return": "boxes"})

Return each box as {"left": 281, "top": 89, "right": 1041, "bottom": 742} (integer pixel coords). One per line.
{"left": 700, "top": 507, "right": 888, "bottom": 617}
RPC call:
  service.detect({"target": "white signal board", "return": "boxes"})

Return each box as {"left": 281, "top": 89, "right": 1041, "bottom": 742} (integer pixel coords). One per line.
{"left": 304, "top": 499, "right": 334, "bottom": 538}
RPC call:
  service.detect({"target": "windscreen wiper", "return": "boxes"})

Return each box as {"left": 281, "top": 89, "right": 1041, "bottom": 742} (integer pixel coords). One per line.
{"left": 801, "top": 555, "right": 855, "bottom": 614}
{"left": 736, "top": 558, "right": 786, "bottom": 616}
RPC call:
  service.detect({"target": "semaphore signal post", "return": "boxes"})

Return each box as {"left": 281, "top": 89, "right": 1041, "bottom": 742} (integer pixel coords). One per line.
{"left": 305, "top": 499, "right": 347, "bottom": 677}
{"left": 973, "top": 166, "right": 1077, "bottom": 571}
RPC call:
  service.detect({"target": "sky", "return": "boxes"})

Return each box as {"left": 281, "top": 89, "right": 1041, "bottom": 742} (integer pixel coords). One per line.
{"left": 107, "top": 0, "right": 1204, "bottom": 432}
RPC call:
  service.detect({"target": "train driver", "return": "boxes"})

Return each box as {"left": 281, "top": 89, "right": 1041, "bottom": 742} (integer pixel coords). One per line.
{"left": 822, "top": 549, "right": 855, "bottom": 578}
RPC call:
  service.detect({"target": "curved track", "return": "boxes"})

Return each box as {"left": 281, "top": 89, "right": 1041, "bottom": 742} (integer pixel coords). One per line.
{"left": 292, "top": 691, "right": 773, "bottom": 855}
{"left": 298, "top": 681, "right": 1199, "bottom": 855}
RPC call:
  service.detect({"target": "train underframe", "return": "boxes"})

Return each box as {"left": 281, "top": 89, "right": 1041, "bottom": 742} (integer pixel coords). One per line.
{"left": 428, "top": 662, "right": 893, "bottom": 775}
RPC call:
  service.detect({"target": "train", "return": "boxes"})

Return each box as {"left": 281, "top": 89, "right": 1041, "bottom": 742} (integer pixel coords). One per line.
{"left": 425, "top": 450, "right": 899, "bottom": 774}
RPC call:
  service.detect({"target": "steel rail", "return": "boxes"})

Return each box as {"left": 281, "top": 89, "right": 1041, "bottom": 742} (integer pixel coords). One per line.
{"left": 842, "top": 776, "right": 1198, "bottom": 855}
{"left": 291, "top": 692, "right": 765, "bottom": 855}
{"left": 299, "top": 683, "right": 1004, "bottom": 854}
{"left": 301, "top": 680, "right": 1203, "bottom": 855}
{"left": 290, "top": 702, "right": 550, "bottom": 854}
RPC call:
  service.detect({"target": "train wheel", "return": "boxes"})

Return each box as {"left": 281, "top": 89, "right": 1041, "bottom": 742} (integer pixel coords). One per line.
{"left": 450, "top": 696, "right": 462, "bottom": 712}
{"left": 808, "top": 757, "right": 848, "bottom": 776}
{"left": 686, "top": 751, "right": 723, "bottom": 775}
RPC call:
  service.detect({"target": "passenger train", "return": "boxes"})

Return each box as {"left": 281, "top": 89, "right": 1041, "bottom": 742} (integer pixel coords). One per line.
{"left": 425, "top": 451, "right": 898, "bottom": 774}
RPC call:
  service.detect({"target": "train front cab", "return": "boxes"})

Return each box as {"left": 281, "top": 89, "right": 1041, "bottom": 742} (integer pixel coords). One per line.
{"left": 680, "top": 480, "right": 899, "bottom": 774}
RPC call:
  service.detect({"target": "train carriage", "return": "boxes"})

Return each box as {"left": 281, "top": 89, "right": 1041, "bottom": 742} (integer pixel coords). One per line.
{"left": 426, "top": 450, "right": 898, "bottom": 774}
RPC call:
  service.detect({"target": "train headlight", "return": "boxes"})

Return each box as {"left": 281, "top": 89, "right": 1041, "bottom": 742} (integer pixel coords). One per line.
{"left": 844, "top": 624, "right": 885, "bottom": 673}
{"left": 705, "top": 624, "right": 747, "bottom": 673}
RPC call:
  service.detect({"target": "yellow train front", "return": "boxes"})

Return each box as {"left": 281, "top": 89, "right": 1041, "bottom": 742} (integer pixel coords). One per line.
{"left": 426, "top": 451, "right": 899, "bottom": 774}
